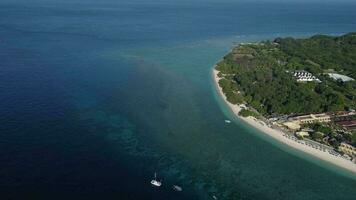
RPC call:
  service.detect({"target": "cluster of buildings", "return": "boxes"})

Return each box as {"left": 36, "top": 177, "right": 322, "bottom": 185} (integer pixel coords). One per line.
{"left": 275, "top": 111, "right": 356, "bottom": 158}
{"left": 336, "top": 120, "right": 356, "bottom": 130}
{"left": 293, "top": 70, "right": 320, "bottom": 82}
{"left": 332, "top": 111, "right": 356, "bottom": 131}
{"left": 291, "top": 70, "right": 354, "bottom": 83}
{"left": 282, "top": 112, "right": 356, "bottom": 131}
{"left": 282, "top": 113, "right": 331, "bottom": 131}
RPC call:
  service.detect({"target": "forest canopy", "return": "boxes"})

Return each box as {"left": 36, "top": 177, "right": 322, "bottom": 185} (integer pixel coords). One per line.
{"left": 216, "top": 33, "right": 356, "bottom": 116}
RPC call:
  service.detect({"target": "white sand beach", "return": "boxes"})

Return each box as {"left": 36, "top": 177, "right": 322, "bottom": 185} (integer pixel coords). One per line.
{"left": 213, "top": 68, "right": 356, "bottom": 174}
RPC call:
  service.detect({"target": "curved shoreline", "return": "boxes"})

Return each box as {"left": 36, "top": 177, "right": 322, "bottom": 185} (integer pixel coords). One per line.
{"left": 212, "top": 68, "right": 356, "bottom": 175}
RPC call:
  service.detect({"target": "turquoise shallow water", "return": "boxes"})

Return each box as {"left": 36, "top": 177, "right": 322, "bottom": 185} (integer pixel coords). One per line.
{"left": 0, "top": 1, "right": 356, "bottom": 199}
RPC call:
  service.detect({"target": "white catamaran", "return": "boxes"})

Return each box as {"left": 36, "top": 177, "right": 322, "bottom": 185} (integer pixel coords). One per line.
{"left": 150, "top": 173, "right": 162, "bottom": 187}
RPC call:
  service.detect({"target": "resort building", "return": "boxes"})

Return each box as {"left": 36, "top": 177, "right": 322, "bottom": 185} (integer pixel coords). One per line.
{"left": 328, "top": 73, "right": 354, "bottom": 82}
{"left": 331, "top": 111, "right": 356, "bottom": 118}
{"left": 336, "top": 119, "right": 356, "bottom": 130}
{"left": 293, "top": 70, "right": 320, "bottom": 82}
{"left": 289, "top": 113, "right": 331, "bottom": 125}
{"left": 339, "top": 142, "right": 356, "bottom": 156}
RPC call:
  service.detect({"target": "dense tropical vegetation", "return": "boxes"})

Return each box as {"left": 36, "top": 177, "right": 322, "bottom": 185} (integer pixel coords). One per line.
{"left": 216, "top": 33, "right": 356, "bottom": 117}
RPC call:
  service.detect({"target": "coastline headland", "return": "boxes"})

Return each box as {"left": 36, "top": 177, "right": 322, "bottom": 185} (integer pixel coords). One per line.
{"left": 212, "top": 68, "right": 356, "bottom": 175}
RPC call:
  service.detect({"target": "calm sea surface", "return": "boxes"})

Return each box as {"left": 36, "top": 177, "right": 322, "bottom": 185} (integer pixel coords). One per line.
{"left": 1, "top": 0, "right": 356, "bottom": 199}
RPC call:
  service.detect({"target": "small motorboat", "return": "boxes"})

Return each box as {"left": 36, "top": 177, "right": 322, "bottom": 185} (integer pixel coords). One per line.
{"left": 212, "top": 195, "right": 218, "bottom": 200}
{"left": 225, "top": 120, "right": 231, "bottom": 124}
{"left": 150, "top": 173, "right": 162, "bottom": 187}
{"left": 172, "top": 185, "right": 182, "bottom": 192}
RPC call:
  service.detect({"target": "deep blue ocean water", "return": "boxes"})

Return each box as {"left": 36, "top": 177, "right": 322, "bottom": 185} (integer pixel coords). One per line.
{"left": 1, "top": 0, "right": 356, "bottom": 199}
